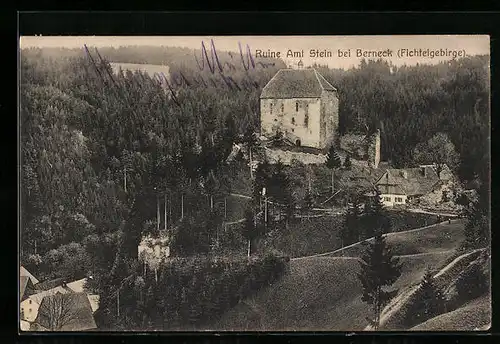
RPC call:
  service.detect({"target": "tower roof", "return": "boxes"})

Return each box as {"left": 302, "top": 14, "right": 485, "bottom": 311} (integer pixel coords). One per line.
{"left": 260, "top": 68, "right": 337, "bottom": 99}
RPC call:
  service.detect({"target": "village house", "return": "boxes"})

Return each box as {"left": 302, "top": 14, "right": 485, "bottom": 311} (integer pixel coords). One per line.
{"left": 20, "top": 283, "right": 70, "bottom": 323}
{"left": 260, "top": 60, "right": 339, "bottom": 149}
{"left": 375, "top": 164, "right": 455, "bottom": 207}
{"left": 31, "top": 292, "right": 97, "bottom": 331}
{"left": 20, "top": 266, "right": 99, "bottom": 331}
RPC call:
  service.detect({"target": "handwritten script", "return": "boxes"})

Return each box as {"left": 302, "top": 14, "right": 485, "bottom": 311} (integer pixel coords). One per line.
{"left": 84, "top": 40, "right": 277, "bottom": 107}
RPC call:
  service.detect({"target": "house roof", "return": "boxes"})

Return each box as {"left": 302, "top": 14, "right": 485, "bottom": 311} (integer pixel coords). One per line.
{"left": 20, "top": 276, "right": 35, "bottom": 302}
{"left": 33, "top": 278, "right": 66, "bottom": 292}
{"left": 376, "top": 166, "right": 442, "bottom": 196}
{"left": 260, "top": 68, "right": 337, "bottom": 99}
{"left": 20, "top": 266, "right": 39, "bottom": 285}
{"left": 66, "top": 279, "right": 87, "bottom": 293}
{"left": 87, "top": 294, "right": 100, "bottom": 314}
{"left": 378, "top": 184, "right": 407, "bottom": 195}
{"left": 34, "top": 292, "right": 97, "bottom": 331}
{"left": 28, "top": 286, "right": 71, "bottom": 306}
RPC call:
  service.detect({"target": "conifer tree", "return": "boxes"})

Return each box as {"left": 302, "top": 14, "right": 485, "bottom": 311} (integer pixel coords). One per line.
{"left": 325, "top": 145, "right": 342, "bottom": 195}
{"left": 462, "top": 181, "right": 490, "bottom": 250}
{"left": 358, "top": 232, "right": 402, "bottom": 330}
{"left": 343, "top": 154, "right": 352, "bottom": 169}
{"left": 403, "top": 267, "right": 446, "bottom": 327}
{"left": 363, "top": 189, "right": 392, "bottom": 237}
{"left": 340, "top": 198, "right": 362, "bottom": 248}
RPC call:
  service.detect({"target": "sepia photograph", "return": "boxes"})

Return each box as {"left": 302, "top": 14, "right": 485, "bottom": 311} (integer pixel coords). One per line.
{"left": 19, "top": 35, "right": 491, "bottom": 332}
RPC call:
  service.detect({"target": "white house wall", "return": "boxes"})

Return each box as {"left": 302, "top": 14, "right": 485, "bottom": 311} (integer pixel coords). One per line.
{"left": 380, "top": 194, "right": 408, "bottom": 207}
{"left": 21, "top": 298, "right": 39, "bottom": 322}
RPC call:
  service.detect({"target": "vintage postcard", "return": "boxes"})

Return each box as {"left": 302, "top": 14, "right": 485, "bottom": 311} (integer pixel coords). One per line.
{"left": 19, "top": 35, "right": 490, "bottom": 332}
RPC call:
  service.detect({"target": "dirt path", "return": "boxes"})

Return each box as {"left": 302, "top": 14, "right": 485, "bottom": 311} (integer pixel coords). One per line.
{"left": 292, "top": 219, "right": 462, "bottom": 262}
{"left": 406, "top": 208, "right": 459, "bottom": 218}
{"left": 363, "top": 247, "right": 485, "bottom": 331}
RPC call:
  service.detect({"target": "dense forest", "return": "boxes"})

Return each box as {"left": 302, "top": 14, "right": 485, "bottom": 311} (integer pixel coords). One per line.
{"left": 20, "top": 45, "right": 490, "bottom": 329}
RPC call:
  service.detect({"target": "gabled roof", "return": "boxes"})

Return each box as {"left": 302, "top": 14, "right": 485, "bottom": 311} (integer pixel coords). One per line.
{"left": 87, "top": 294, "right": 100, "bottom": 314}
{"left": 20, "top": 276, "right": 35, "bottom": 302}
{"left": 20, "top": 266, "right": 39, "bottom": 285}
{"left": 260, "top": 68, "right": 337, "bottom": 99}
{"left": 378, "top": 184, "right": 406, "bottom": 196}
{"left": 66, "top": 278, "right": 87, "bottom": 293}
{"left": 34, "top": 292, "right": 97, "bottom": 331}
{"left": 376, "top": 166, "right": 442, "bottom": 196}
{"left": 28, "top": 286, "right": 71, "bottom": 306}
{"left": 33, "top": 278, "right": 67, "bottom": 292}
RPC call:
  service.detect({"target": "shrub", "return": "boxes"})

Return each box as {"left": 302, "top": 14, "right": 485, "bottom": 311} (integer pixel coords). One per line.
{"left": 402, "top": 268, "right": 446, "bottom": 328}
{"left": 455, "top": 262, "right": 489, "bottom": 304}
{"left": 136, "top": 253, "right": 289, "bottom": 330}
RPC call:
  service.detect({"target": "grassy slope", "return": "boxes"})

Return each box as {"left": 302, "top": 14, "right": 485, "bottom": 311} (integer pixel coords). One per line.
{"left": 261, "top": 217, "right": 343, "bottom": 258}
{"left": 206, "top": 221, "right": 466, "bottom": 331}
{"left": 329, "top": 220, "right": 465, "bottom": 258}
{"left": 410, "top": 294, "right": 491, "bottom": 331}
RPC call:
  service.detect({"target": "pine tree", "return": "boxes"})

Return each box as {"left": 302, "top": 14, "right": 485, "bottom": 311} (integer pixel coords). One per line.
{"left": 343, "top": 154, "right": 352, "bottom": 169}
{"left": 462, "top": 181, "right": 490, "bottom": 250}
{"left": 363, "top": 189, "right": 392, "bottom": 237}
{"left": 403, "top": 267, "right": 446, "bottom": 327}
{"left": 456, "top": 262, "right": 488, "bottom": 303}
{"left": 358, "top": 232, "right": 402, "bottom": 330}
{"left": 325, "top": 145, "right": 342, "bottom": 195}
{"left": 341, "top": 198, "right": 362, "bottom": 248}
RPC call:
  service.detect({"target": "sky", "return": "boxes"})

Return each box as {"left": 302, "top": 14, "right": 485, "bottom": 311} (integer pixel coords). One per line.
{"left": 20, "top": 35, "right": 490, "bottom": 70}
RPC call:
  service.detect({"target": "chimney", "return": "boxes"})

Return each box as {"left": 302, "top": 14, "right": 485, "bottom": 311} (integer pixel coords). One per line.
{"left": 421, "top": 167, "right": 427, "bottom": 177}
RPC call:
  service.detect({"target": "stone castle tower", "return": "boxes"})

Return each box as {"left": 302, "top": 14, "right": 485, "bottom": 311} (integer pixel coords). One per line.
{"left": 259, "top": 68, "right": 339, "bottom": 149}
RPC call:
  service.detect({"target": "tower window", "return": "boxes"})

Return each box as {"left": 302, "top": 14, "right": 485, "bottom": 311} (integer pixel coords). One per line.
{"left": 304, "top": 113, "right": 309, "bottom": 127}
{"left": 296, "top": 102, "right": 299, "bottom": 112}
{"left": 281, "top": 104, "right": 284, "bottom": 112}
{"left": 270, "top": 103, "right": 273, "bottom": 114}
{"left": 291, "top": 117, "right": 295, "bottom": 125}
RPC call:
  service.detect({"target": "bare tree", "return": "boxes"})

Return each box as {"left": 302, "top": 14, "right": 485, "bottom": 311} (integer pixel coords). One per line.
{"left": 36, "top": 293, "right": 93, "bottom": 331}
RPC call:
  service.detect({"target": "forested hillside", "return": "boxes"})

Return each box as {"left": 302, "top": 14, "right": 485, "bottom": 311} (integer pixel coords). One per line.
{"left": 314, "top": 57, "right": 490, "bottom": 182}
{"left": 20, "top": 45, "right": 490, "bottom": 329}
